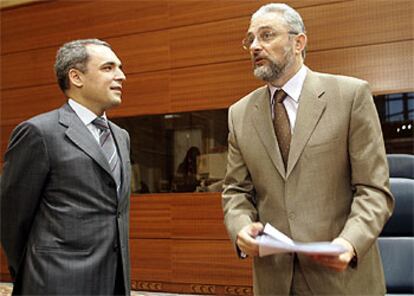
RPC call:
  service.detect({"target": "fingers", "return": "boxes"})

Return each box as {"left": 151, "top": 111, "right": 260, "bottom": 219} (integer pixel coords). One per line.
{"left": 308, "top": 254, "right": 350, "bottom": 271}
{"left": 236, "top": 222, "right": 264, "bottom": 257}
{"left": 307, "top": 237, "right": 355, "bottom": 272}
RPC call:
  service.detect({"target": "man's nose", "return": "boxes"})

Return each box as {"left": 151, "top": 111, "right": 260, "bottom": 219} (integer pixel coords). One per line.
{"left": 116, "top": 68, "right": 126, "bottom": 81}
{"left": 250, "top": 36, "right": 262, "bottom": 52}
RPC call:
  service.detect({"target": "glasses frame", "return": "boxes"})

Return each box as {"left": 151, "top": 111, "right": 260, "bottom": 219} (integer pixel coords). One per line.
{"left": 242, "top": 30, "right": 299, "bottom": 51}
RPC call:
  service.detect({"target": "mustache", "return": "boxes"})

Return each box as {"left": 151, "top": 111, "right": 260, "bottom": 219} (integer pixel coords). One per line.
{"left": 252, "top": 55, "right": 270, "bottom": 66}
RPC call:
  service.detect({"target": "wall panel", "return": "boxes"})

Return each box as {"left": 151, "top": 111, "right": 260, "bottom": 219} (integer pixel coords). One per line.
{"left": 1, "top": 47, "right": 56, "bottom": 90}
{"left": 303, "top": 0, "right": 414, "bottom": 51}
{"left": 1, "top": 0, "right": 170, "bottom": 54}
{"left": 172, "top": 193, "right": 228, "bottom": 239}
{"left": 307, "top": 40, "right": 414, "bottom": 94}
{"left": 108, "top": 70, "right": 171, "bottom": 118}
{"left": 130, "top": 238, "right": 172, "bottom": 282}
{"left": 170, "top": 60, "right": 261, "bottom": 112}
{"left": 172, "top": 240, "right": 252, "bottom": 285}
{"left": 130, "top": 195, "right": 172, "bottom": 239}
{"left": 1, "top": 84, "right": 62, "bottom": 125}
{"left": 168, "top": 0, "right": 344, "bottom": 27}
{"left": 170, "top": 18, "right": 247, "bottom": 69}
{"left": 3, "top": 0, "right": 412, "bottom": 91}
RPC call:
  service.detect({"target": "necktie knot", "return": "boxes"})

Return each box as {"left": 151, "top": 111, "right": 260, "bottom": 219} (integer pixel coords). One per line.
{"left": 274, "top": 89, "right": 287, "bottom": 104}
{"left": 92, "top": 117, "right": 109, "bottom": 131}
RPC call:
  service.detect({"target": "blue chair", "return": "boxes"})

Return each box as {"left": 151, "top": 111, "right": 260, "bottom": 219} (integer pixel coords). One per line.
{"left": 387, "top": 154, "right": 414, "bottom": 179}
{"left": 379, "top": 154, "right": 414, "bottom": 295}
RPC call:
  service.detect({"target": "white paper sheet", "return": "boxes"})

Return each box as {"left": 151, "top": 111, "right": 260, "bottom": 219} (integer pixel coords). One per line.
{"left": 256, "top": 223, "right": 347, "bottom": 257}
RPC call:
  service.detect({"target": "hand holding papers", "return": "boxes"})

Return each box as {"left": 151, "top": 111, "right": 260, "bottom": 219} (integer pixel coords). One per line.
{"left": 256, "top": 223, "right": 347, "bottom": 257}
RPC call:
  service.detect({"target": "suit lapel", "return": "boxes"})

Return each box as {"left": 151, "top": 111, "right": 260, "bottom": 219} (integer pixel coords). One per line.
{"left": 252, "top": 86, "right": 287, "bottom": 179}
{"left": 286, "top": 70, "right": 327, "bottom": 178}
{"left": 59, "top": 103, "right": 114, "bottom": 180}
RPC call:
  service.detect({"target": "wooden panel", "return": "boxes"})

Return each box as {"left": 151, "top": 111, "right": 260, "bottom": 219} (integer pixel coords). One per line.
{"left": 172, "top": 239, "right": 252, "bottom": 286}
{"left": 307, "top": 40, "right": 414, "bottom": 94}
{"left": 0, "top": 247, "right": 11, "bottom": 282}
{"left": 1, "top": 84, "right": 62, "bottom": 125}
{"left": 303, "top": 0, "right": 414, "bottom": 52}
{"left": 169, "top": 0, "right": 344, "bottom": 27}
{"left": 1, "top": 30, "right": 171, "bottom": 91}
{"left": 170, "top": 0, "right": 413, "bottom": 69}
{"left": 1, "top": 46, "right": 56, "bottom": 90}
{"left": 2, "top": 40, "right": 412, "bottom": 127}
{"left": 170, "top": 60, "right": 262, "bottom": 113}
{"left": 108, "top": 70, "right": 171, "bottom": 118}
{"left": 3, "top": 0, "right": 411, "bottom": 91}
{"left": 130, "top": 238, "right": 172, "bottom": 282}
{"left": 172, "top": 193, "right": 228, "bottom": 239}
{"left": 132, "top": 280, "right": 252, "bottom": 295}
{"left": 129, "top": 194, "right": 171, "bottom": 239}
{"left": 1, "top": 71, "right": 169, "bottom": 126}
{"left": 170, "top": 18, "right": 247, "bottom": 69}
{"left": 171, "top": 40, "right": 413, "bottom": 114}
{"left": 1, "top": 124, "right": 17, "bottom": 162}
{"left": 1, "top": 0, "right": 170, "bottom": 54}
{"left": 110, "top": 30, "right": 170, "bottom": 75}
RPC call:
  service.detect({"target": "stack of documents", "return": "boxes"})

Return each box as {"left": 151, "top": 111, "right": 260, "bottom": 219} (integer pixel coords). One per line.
{"left": 256, "top": 223, "right": 347, "bottom": 257}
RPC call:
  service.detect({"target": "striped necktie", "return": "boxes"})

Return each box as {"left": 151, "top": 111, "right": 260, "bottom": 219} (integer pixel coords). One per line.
{"left": 273, "top": 89, "right": 291, "bottom": 169}
{"left": 92, "top": 117, "right": 122, "bottom": 192}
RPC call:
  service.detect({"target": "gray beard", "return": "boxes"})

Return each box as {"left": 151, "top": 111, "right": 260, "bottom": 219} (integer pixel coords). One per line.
{"left": 253, "top": 60, "right": 285, "bottom": 82}
{"left": 253, "top": 45, "right": 294, "bottom": 82}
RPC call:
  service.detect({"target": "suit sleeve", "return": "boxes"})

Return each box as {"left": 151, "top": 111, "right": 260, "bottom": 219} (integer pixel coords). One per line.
{"left": 0, "top": 122, "right": 49, "bottom": 279}
{"left": 222, "top": 106, "right": 258, "bottom": 249}
{"left": 339, "top": 81, "right": 394, "bottom": 260}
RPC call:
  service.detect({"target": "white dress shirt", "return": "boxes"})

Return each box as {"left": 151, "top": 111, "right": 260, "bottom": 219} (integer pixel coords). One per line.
{"left": 268, "top": 65, "right": 308, "bottom": 133}
{"left": 68, "top": 99, "right": 107, "bottom": 143}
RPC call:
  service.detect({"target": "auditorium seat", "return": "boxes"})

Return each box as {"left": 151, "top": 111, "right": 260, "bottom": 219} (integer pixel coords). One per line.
{"left": 379, "top": 154, "right": 414, "bottom": 295}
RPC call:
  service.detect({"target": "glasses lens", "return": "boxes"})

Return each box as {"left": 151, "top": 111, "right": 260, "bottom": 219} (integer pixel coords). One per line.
{"left": 242, "top": 35, "right": 254, "bottom": 50}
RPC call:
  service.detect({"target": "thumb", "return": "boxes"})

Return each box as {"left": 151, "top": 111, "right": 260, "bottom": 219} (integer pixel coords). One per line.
{"left": 250, "top": 222, "right": 264, "bottom": 236}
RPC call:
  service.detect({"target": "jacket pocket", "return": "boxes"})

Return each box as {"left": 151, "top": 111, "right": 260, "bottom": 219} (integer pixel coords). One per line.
{"left": 34, "top": 245, "right": 90, "bottom": 256}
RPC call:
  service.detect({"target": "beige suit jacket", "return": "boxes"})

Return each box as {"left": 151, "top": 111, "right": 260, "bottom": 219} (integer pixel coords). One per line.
{"left": 222, "top": 69, "right": 394, "bottom": 295}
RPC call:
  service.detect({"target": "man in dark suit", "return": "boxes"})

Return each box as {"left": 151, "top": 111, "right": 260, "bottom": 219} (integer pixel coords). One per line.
{"left": 222, "top": 3, "right": 394, "bottom": 295}
{"left": 1, "top": 39, "right": 131, "bottom": 295}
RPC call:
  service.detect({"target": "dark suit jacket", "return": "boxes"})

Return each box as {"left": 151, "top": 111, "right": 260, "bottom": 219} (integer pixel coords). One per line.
{"left": 222, "top": 69, "right": 394, "bottom": 295}
{"left": 1, "top": 103, "right": 131, "bottom": 295}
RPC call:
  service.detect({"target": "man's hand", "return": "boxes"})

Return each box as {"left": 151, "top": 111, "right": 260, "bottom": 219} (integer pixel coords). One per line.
{"left": 236, "top": 222, "right": 264, "bottom": 257}
{"left": 308, "top": 237, "right": 356, "bottom": 272}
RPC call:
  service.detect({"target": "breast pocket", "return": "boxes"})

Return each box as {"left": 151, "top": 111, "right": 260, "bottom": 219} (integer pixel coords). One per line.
{"left": 305, "top": 138, "right": 340, "bottom": 156}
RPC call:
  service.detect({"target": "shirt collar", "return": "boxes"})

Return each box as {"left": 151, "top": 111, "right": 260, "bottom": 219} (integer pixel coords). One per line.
{"left": 68, "top": 98, "right": 107, "bottom": 126}
{"left": 268, "top": 65, "right": 308, "bottom": 103}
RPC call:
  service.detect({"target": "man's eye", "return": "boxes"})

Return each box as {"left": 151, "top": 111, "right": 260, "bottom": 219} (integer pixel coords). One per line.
{"left": 103, "top": 66, "right": 112, "bottom": 71}
{"left": 261, "top": 32, "right": 274, "bottom": 41}
{"left": 247, "top": 36, "right": 254, "bottom": 44}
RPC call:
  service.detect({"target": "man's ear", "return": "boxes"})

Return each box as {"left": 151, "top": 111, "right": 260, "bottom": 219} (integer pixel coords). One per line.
{"left": 68, "top": 68, "right": 83, "bottom": 88}
{"left": 295, "top": 33, "right": 307, "bottom": 55}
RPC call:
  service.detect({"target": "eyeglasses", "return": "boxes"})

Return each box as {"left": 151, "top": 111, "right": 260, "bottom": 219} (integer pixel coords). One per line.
{"left": 242, "top": 29, "right": 299, "bottom": 50}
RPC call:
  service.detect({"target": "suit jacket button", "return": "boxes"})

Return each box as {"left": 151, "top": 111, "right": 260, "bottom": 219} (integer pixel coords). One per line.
{"left": 117, "top": 212, "right": 121, "bottom": 218}
{"left": 113, "top": 244, "right": 119, "bottom": 252}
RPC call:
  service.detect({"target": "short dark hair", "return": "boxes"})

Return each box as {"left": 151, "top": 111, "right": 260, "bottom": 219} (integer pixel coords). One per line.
{"left": 54, "top": 39, "right": 111, "bottom": 92}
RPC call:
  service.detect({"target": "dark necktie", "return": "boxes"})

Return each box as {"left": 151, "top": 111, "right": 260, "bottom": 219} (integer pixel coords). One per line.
{"left": 92, "top": 117, "right": 122, "bottom": 191}
{"left": 273, "top": 89, "right": 291, "bottom": 168}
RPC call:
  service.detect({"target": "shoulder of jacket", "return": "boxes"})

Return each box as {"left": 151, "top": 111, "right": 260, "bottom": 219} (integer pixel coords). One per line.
{"left": 311, "top": 70, "right": 368, "bottom": 88}
{"left": 19, "top": 109, "right": 60, "bottom": 130}
{"left": 229, "top": 85, "right": 268, "bottom": 111}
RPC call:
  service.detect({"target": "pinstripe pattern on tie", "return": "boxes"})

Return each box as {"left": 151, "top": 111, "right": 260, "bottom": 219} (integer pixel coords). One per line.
{"left": 92, "top": 117, "right": 121, "bottom": 191}
{"left": 273, "top": 89, "right": 291, "bottom": 169}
